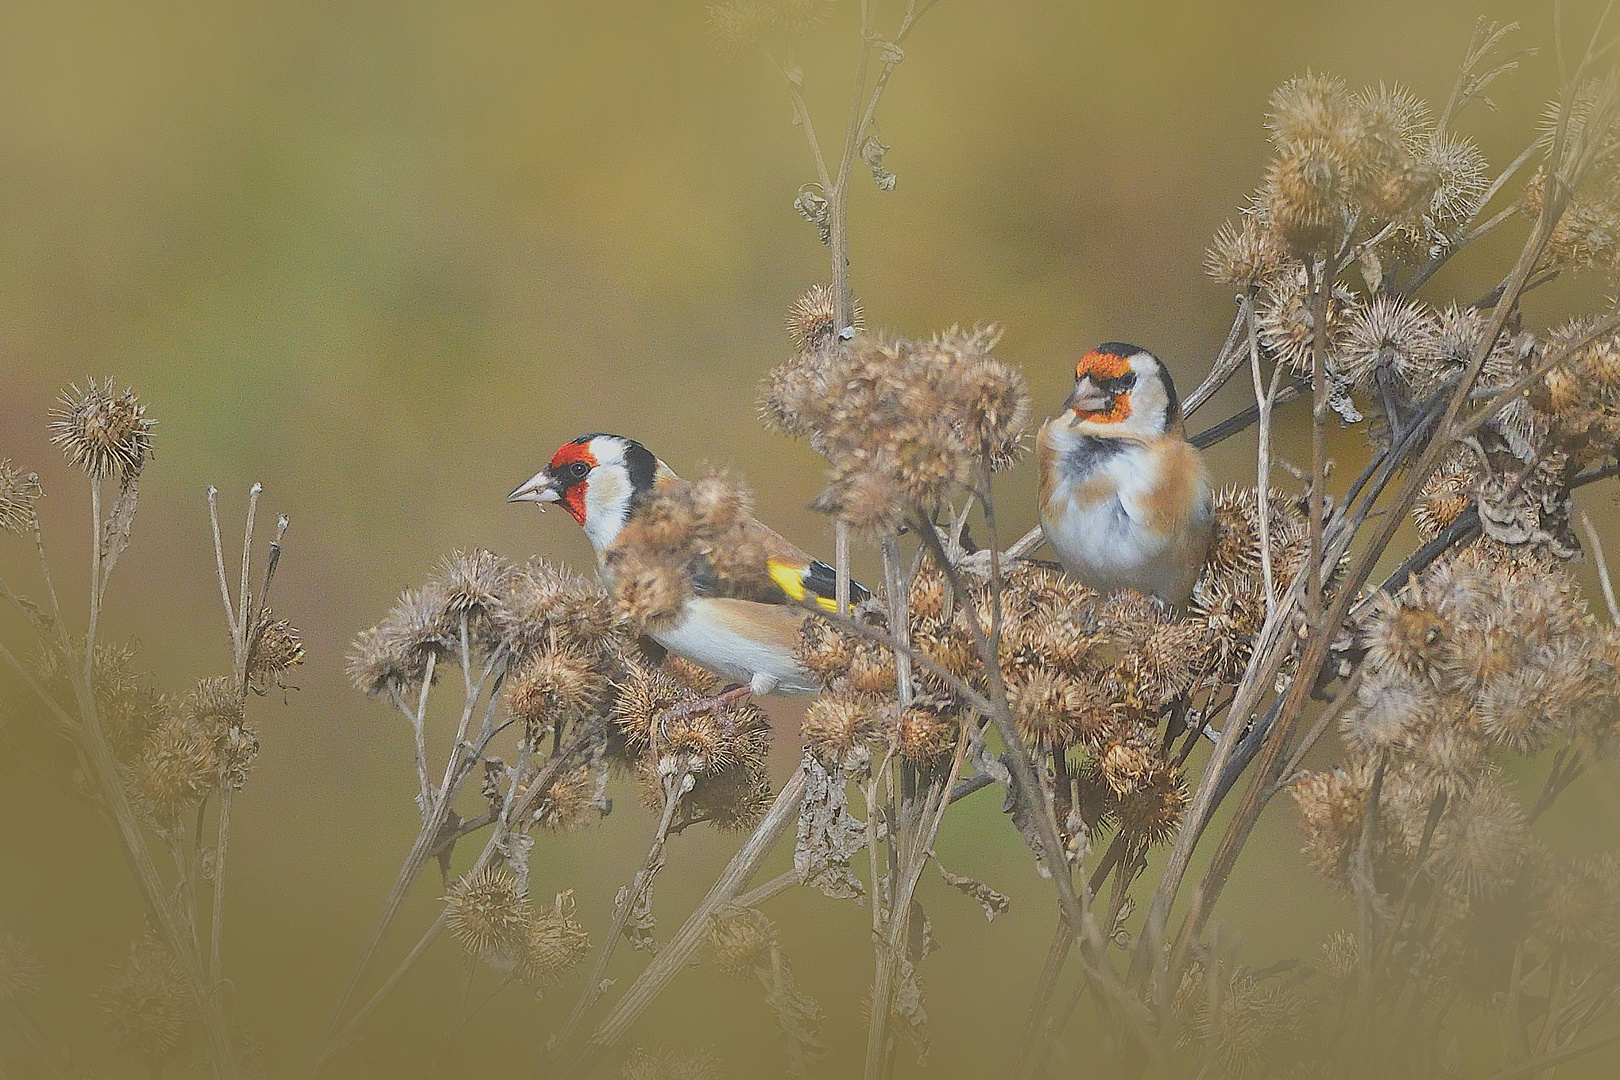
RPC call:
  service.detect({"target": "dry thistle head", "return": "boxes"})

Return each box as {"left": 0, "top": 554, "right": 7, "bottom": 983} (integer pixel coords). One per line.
{"left": 1292, "top": 764, "right": 1372, "bottom": 886}
{"left": 517, "top": 891, "right": 591, "bottom": 987}
{"left": 0, "top": 460, "right": 43, "bottom": 535}
{"left": 1205, "top": 213, "right": 1285, "bottom": 290}
{"left": 433, "top": 548, "right": 513, "bottom": 647}
{"left": 1256, "top": 265, "right": 1352, "bottom": 377}
{"left": 135, "top": 708, "right": 218, "bottom": 821}
{"left": 707, "top": 905, "right": 776, "bottom": 977}
{"left": 0, "top": 932, "right": 42, "bottom": 1007}
{"left": 1194, "top": 968, "right": 1304, "bottom": 1079}
{"left": 770, "top": 0, "right": 833, "bottom": 35}
{"left": 1336, "top": 295, "right": 1442, "bottom": 392}
{"left": 892, "top": 700, "right": 958, "bottom": 766}
{"left": 346, "top": 583, "right": 455, "bottom": 698}
{"left": 1414, "top": 450, "right": 1476, "bottom": 541}
{"left": 1008, "top": 667, "right": 1084, "bottom": 750}
{"left": 1533, "top": 856, "right": 1615, "bottom": 949}
{"left": 785, "top": 283, "right": 861, "bottom": 353}
{"left": 508, "top": 644, "right": 607, "bottom": 727}
{"left": 529, "top": 763, "right": 601, "bottom": 832}
{"left": 706, "top": 0, "right": 769, "bottom": 57}
{"left": 497, "top": 558, "right": 623, "bottom": 663}
{"left": 445, "top": 867, "right": 531, "bottom": 966}
{"left": 94, "top": 932, "right": 193, "bottom": 1066}
{"left": 1265, "top": 138, "right": 1353, "bottom": 252}
{"left": 1113, "top": 756, "right": 1189, "bottom": 852}
{"left": 620, "top": 1046, "right": 728, "bottom": 1080}
{"left": 801, "top": 691, "right": 882, "bottom": 764}
{"left": 248, "top": 611, "right": 305, "bottom": 693}
{"left": 49, "top": 378, "right": 156, "bottom": 481}
{"left": 1430, "top": 777, "right": 1527, "bottom": 900}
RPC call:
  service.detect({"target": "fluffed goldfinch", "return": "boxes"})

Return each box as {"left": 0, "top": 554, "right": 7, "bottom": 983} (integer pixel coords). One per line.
{"left": 509, "top": 433, "right": 867, "bottom": 694}
{"left": 1037, "top": 343, "right": 1213, "bottom": 607}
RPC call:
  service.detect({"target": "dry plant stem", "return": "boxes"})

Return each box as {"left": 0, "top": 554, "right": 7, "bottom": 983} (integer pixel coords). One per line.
{"left": 1579, "top": 511, "right": 1620, "bottom": 623}
{"left": 864, "top": 733, "right": 970, "bottom": 1079}
{"left": 1483, "top": 1021, "right": 1620, "bottom": 1080}
{"left": 310, "top": 650, "right": 504, "bottom": 1078}
{"left": 1308, "top": 262, "right": 1329, "bottom": 626}
{"left": 1183, "top": 302, "right": 1252, "bottom": 419}
{"left": 1250, "top": 297, "right": 1286, "bottom": 620}
{"left": 548, "top": 768, "right": 689, "bottom": 1064}
{"left": 556, "top": 766, "right": 811, "bottom": 1080}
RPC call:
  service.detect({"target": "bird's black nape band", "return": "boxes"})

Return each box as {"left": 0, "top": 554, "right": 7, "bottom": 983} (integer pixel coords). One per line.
{"left": 622, "top": 440, "right": 658, "bottom": 499}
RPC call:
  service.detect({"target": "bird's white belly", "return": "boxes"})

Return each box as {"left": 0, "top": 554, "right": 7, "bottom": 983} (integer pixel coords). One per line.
{"left": 1043, "top": 494, "right": 1172, "bottom": 595}
{"left": 653, "top": 600, "right": 819, "bottom": 695}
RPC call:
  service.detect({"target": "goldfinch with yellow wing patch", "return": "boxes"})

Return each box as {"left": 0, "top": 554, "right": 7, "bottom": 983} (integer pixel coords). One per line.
{"left": 1037, "top": 344, "right": 1213, "bottom": 608}
{"left": 510, "top": 433, "right": 867, "bottom": 694}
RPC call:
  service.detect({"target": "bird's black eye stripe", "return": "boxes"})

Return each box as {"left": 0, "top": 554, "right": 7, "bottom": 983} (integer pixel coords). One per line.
{"left": 1105, "top": 373, "right": 1137, "bottom": 392}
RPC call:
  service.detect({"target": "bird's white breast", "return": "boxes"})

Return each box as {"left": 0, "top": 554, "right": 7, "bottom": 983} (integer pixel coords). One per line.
{"left": 652, "top": 597, "right": 820, "bottom": 695}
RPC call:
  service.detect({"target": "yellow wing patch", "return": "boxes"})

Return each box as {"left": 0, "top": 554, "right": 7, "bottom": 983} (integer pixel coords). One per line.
{"left": 768, "top": 558, "right": 839, "bottom": 612}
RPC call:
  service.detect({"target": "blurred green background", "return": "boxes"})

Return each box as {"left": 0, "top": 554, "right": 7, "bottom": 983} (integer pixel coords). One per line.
{"left": 3, "top": 0, "right": 1620, "bottom": 1076}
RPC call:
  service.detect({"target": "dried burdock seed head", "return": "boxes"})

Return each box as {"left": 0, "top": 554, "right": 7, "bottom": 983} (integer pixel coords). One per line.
{"left": 135, "top": 713, "right": 218, "bottom": 820}
{"left": 0, "top": 932, "right": 42, "bottom": 1006}
{"left": 1319, "top": 930, "right": 1358, "bottom": 984}
{"left": 706, "top": 0, "right": 769, "bottom": 57}
{"left": 1431, "top": 778, "right": 1527, "bottom": 900}
{"left": 1267, "top": 72, "right": 1354, "bottom": 151}
{"left": 1133, "top": 621, "right": 1212, "bottom": 707}
{"left": 249, "top": 612, "right": 305, "bottom": 692}
{"left": 610, "top": 562, "right": 690, "bottom": 633}
{"left": 518, "top": 891, "right": 591, "bottom": 987}
{"left": 786, "top": 283, "right": 861, "bottom": 352}
{"left": 499, "top": 559, "right": 623, "bottom": 662}
{"left": 509, "top": 644, "right": 605, "bottom": 726}
{"left": 1414, "top": 450, "right": 1476, "bottom": 541}
{"left": 1114, "top": 761, "right": 1188, "bottom": 851}
{"left": 770, "top": 0, "right": 834, "bottom": 35}
{"left": 1292, "top": 763, "right": 1371, "bottom": 885}
{"left": 445, "top": 867, "right": 530, "bottom": 965}
{"left": 802, "top": 692, "right": 882, "bottom": 762}
{"left": 613, "top": 661, "right": 697, "bottom": 754}
{"left": 893, "top": 701, "right": 957, "bottom": 765}
{"left": 1195, "top": 968, "right": 1302, "bottom": 1080}
{"left": 1534, "top": 857, "right": 1613, "bottom": 948}
{"left": 707, "top": 905, "right": 776, "bottom": 977}
{"left": 94, "top": 932, "right": 192, "bottom": 1065}
{"left": 1099, "top": 731, "right": 1158, "bottom": 797}
{"left": 1206, "top": 214, "right": 1285, "bottom": 290}
{"left": 347, "top": 583, "right": 455, "bottom": 698}
{"left": 683, "top": 759, "right": 773, "bottom": 830}
{"left": 1411, "top": 702, "right": 1488, "bottom": 798}
{"left": 847, "top": 644, "right": 898, "bottom": 696}
{"left": 0, "top": 460, "right": 43, "bottom": 535}
{"left": 49, "top": 378, "right": 156, "bottom": 481}
{"left": 182, "top": 675, "right": 243, "bottom": 736}
{"left": 1352, "top": 83, "right": 1430, "bottom": 155}
{"left": 1343, "top": 669, "right": 1437, "bottom": 757}
{"left": 797, "top": 617, "right": 855, "bottom": 684}
{"left": 1362, "top": 586, "right": 1448, "bottom": 685}
{"left": 1266, "top": 138, "right": 1352, "bottom": 253}
{"left": 1336, "top": 295, "right": 1442, "bottom": 392}
{"left": 1257, "top": 266, "right": 1352, "bottom": 377}
{"left": 620, "top": 1047, "right": 727, "bottom": 1080}
{"left": 1476, "top": 666, "right": 1563, "bottom": 754}
{"left": 1008, "top": 667, "right": 1078, "bottom": 749}
{"left": 530, "top": 764, "right": 600, "bottom": 832}
{"left": 1423, "top": 133, "right": 1489, "bottom": 224}
{"left": 434, "top": 548, "right": 513, "bottom": 637}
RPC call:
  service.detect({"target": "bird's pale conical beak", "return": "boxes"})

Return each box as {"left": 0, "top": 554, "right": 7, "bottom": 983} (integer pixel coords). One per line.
{"left": 508, "top": 470, "right": 561, "bottom": 508}
{"left": 1064, "top": 375, "right": 1111, "bottom": 416}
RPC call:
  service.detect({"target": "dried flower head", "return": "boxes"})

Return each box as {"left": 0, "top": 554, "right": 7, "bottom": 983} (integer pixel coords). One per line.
{"left": 1206, "top": 214, "right": 1285, "bottom": 290}
{"left": 0, "top": 460, "right": 43, "bottom": 535}
{"left": 1431, "top": 778, "right": 1527, "bottom": 899}
{"left": 1257, "top": 266, "right": 1352, "bottom": 377}
{"left": 135, "top": 712, "right": 218, "bottom": 820}
{"left": 1423, "top": 133, "right": 1489, "bottom": 224}
{"left": 497, "top": 559, "right": 622, "bottom": 662}
{"left": 0, "top": 932, "right": 43, "bottom": 1006}
{"left": 1194, "top": 968, "right": 1303, "bottom": 1078}
{"left": 770, "top": 0, "right": 834, "bottom": 35}
{"left": 893, "top": 701, "right": 957, "bottom": 765}
{"left": 1265, "top": 138, "right": 1353, "bottom": 252}
{"left": 346, "top": 583, "right": 455, "bottom": 697}
{"left": 529, "top": 764, "right": 601, "bottom": 832}
{"left": 707, "top": 905, "right": 776, "bottom": 976}
{"left": 248, "top": 612, "right": 305, "bottom": 692}
{"left": 509, "top": 644, "right": 607, "bottom": 726}
{"left": 1414, "top": 450, "right": 1476, "bottom": 541}
{"left": 445, "top": 867, "right": 530, "bottom": 965}
{"left": 433, "top": 548, "right": 513, "bottom": 644}
{"left": 1292, "top": 764, "right": 1371, "bottom": 885}
{"left": 49, "top": 378, "right": 156, "bottom": 480}
{"left": 94, "top": 933, "right": 193, "bottom": 1065}
{"left": 1336, "top": 295, "right": 1442, "bottom": 392}
{"left": 518, "top": 891, "right": 591, "bottom": 987}
{"left": 801, "top": 692, "right": 882, "bottom": 762}
{"left": 1267, "top": 73, "right": 1355, "bottom": 151}
{"left": 786, "top": 284, "right": 862, "bottom": 352}
{"left": 620, "top": 1046, "right": 727, "bottom": 1080}
{"left": 706, "top": 0, "right": 769, "bottom": 56}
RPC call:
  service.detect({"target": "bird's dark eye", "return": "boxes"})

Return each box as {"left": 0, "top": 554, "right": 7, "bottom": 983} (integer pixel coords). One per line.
{"left": 1107, "top": 373, "right": 1137, "bottom": 393}
{"left": 570, "top": 461, "right": 589, "bottom": 478}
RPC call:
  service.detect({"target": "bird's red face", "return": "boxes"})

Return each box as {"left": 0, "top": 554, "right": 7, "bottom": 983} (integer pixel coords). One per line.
{"left": 545, "top": 440, "right": 596, "bottom": 525}
{"left": 1067, "top": 348, "right": 1137, "bottom": 424}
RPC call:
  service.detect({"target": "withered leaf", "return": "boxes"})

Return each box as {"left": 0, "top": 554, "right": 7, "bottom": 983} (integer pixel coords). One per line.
{"left": 794, "top": 750, "right": 867, "bottom": 902}
{"left": 937, "top": 862, "right": 1011, "bottom": 922}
